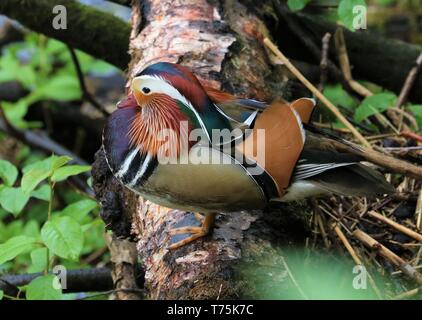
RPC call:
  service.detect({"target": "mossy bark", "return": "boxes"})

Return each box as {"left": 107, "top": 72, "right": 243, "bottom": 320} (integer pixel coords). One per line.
{"left": 0, "top": 0, "right": 131, "bottom": 69}
{"left": 297, "top": 13, "right": 422, "bottom": 104}
{"left": 2, "top": 0, "right": 420, "bottom": 103}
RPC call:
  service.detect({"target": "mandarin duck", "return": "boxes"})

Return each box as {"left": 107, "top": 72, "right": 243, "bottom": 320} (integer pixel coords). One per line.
{"left": 103, "top": 62, "right": 394, "bottom": 249}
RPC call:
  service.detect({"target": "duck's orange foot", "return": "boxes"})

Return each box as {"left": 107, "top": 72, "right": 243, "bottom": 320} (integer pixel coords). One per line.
{"left": 168, "top": 212, "right": 216, "bottom": 250}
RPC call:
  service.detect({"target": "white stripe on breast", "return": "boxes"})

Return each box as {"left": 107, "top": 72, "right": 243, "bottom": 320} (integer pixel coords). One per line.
{"left": 127, "top": 153, "right": 152, "bottom": 188}
{"left": 116, "top": 148, "right": 138, "bottom": 178}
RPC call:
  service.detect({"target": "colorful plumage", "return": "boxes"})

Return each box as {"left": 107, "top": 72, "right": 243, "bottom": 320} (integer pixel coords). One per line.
{"left": 102, "top": 62, "right": 394, "bottom": 249}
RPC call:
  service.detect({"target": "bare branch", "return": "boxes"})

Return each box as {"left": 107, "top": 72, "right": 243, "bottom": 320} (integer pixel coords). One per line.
{"left": 0, "top": 0, "right": 131, "bottom": 69}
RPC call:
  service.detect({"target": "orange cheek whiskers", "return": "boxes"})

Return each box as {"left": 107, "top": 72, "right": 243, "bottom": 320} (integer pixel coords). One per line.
{"left": 127, "top": 94, "right": 192, "bottom": 158}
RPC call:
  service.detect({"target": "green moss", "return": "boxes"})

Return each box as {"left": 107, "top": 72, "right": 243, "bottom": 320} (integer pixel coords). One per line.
{"left": 0, "top": 0, "right": 131, "bottom": 69}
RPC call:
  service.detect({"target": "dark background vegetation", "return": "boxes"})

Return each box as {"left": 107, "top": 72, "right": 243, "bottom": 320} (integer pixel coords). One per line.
{"left": 0, "top": 0, "right": 421, "bottom": 300}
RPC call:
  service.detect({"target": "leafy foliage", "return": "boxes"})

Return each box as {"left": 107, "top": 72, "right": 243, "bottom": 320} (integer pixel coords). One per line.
{"left": 0, "top": 31, "right": 114, "bottom": 300}
{"left": 0, "top": 160, "right": 18, "bottom": 186}
{"left": 0, "top": 187, "right": 30, "bottom": 216}
{"left": 0, "top": 236, "right": 37, "bottom": 265}
{"left": 0, "top": 33, "right": 117, "bottom": 129}
{"left": 323, "top": 85, "right": 358, "bottom": 110}
{"left": 338, "top": 0, "right": 367, "bottom": 31}
{"left": 287, "top": 0, "right": 368, "bottom": 31}
{"left": 0, "top": 154, "right": 102, "bottom": 299}
{"left": 26, "top": 275, "right": 63, "bottom": 300}
{"left": 51, "top": 165, "right": 91, "bottom": 182}
{"left": 287, "top": 0, "right": 311, "bottom": 11}
{"left": 408, "top": 105, "right": 422, "bottom": 132}
{"left": 41, "top": 216, "right": 84, "bottom": 260}
{"left": 354, "top": 92, "right": 397, "bottom": 122}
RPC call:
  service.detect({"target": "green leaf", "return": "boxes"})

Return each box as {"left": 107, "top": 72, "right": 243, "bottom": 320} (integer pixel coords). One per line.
{"left": 287, "top": 0, "right": 311, "bottom": 11}
{"left": 408, "top": 105, "right": 422, "bottom": 130}
{"left": 37, "top": 75, "right": 81, "bottom": 101}
{"left": 28, "top": 247, "right": 48, "bottom": 273}
{"left": 59, "top": 199, "right": 98, "bottom": 222}
{"left": 1, "top": 99, "right": 29, "bottom": 129}
{"left": 323, "top": 85, "right": 357, "bottom": 110}
{"left": 26, "top": 275, "right": 63, "bottom": 300}
{"left": 22, "top": 158, "right": 54, "bottom": 194}
{"left": 0, "top": 159, "right": 18, "bottom": 186}
{"left": 41, "top": 216, "right": 83, "bottom": 260}
{"left": 22, "top": 155, "right": 72, "bottom": 193}
{"left": 0, "top": 187, "right": 30, "bottom": 216}
{"left": 23, "top": 220, "right": 41, "bottom": 239}
{"left": 2, "top": 220, "right": 24, "bottom": 241}
{"left": 51, "top": 165, "right": 91, "bottom": 182}
{"left": 31, "top": 184, "right": 51, "bottom": 201}
{"left": 0, "top": 290, "right": 3, "bottom": 300}
{"left": 0, "top": 236, "right": 37, "bottom": 265}
{"left": 21, "top": 168, "right": 51, "bottom": 194}
{"left": 51, "top": 156, "right": 72, "bottom": 170}
{"left": 338, "top": 0, "right": 367, "bottom": 31}
{"left": 354, "top": 92, "right": 396, "bottom": 122}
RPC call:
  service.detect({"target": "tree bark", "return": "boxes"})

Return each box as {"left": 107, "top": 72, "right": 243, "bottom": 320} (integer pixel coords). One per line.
{"left": 92, "top": 0, "right": 310, "bottom": 300}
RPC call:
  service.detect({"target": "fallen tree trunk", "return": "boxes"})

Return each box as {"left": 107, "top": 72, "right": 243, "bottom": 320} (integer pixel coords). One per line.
{"left": 299, "top": 14, "right": 422, "bottom": 103}
{"left": 92, "top": 0, "right": 309, "bottom": 300}
{"left": 0, "top": 268, "right": 113, "bottom": 298}
{"left": 1, "top": 0, "right": 420, "bottom": 105}
{"left": 0, "top": 0, "right": 131, "bottom": 69}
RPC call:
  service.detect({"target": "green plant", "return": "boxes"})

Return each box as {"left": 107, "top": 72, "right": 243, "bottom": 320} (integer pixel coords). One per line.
{"left": 0, "top": 155, "right": 102, "bottom": 300}
{"left": 0, "top": 33, "right": 117, "bottom": 129}
{"left": 287, "top": 0, "right": 368, "bottom": 31}
{"left": 0, "top": 32, "right": 116, "bottom": 300}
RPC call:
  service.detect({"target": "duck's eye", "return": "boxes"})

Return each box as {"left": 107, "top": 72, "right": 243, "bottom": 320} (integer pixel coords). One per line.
{"left": 142, "top": 87, "right": 151, "bottom": 94}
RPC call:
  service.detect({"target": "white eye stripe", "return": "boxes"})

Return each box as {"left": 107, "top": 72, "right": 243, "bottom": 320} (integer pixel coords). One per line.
{"left": 133, "top": 74, "right": 211, "bottom": 142}
{"left": 134, "top": 75, "right": 191, "bottom": 107}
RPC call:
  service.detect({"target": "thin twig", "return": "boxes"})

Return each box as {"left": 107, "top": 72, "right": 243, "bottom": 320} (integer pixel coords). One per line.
{"left": 334, "top": 28, "right": 399, "bottom": 134}
{"left": 416, "top": 187, "right": 422, "bottom": 231}
{"left": 392, "top": 265, "right": 422, "bottom": 275}
{"left": 326, "top": 138, "right": 422, "bottom": 181}
{"left": 280, "top": 256, "right": 309, "bottom": 300}
{"left": 383, "top": 146, "right": 422, "bottom": 152}
{"left": 392, "top": 287, "right": 421, "bottom": 300}
{"left": 263, "top": 37, "right": 372, "bottom": 148}
{"left": 78, "top": 288, "right": 145, "bottom": 300}
{"left": 332, "top": 223, "right": 382, "bottom": 299}
{"left": 312, "top": 200, "right": 330, "bottom": 248}
{"left": 396, "top": 53, "right": 422, "bottom": 131}
{"left": 367, "top": 211, "right": 422, "bottom": 242}
{"left": 353, "top": 229, "right": 422, "bottom": 285}
{"left": 365, "top": 133, "right": 400, "bottom": 141}
{"left": 401, "top": 131, "right": 422, "bottom": 144}
{"left": 334, "top": 28, "right": 372, "bottom": 97}
{"left": 67, "top": 45, "right": 109, "bottom": 116}
{"left": 319, "top": 33, "right": 331, "bottom": 91}
{"left": 313, "top": 122, "right": 351, "bottom": 133}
